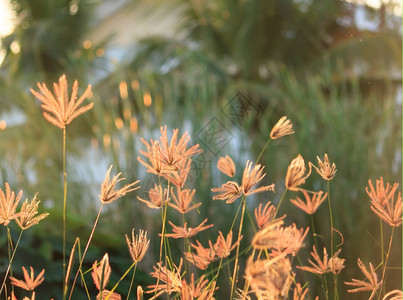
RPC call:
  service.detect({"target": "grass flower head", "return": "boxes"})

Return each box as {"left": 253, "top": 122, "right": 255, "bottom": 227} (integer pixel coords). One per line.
{"left": 270, "top": 116, "right": 294, "bottom": 140}
{"left": 10, "top": 266, "right": 45, "bottom": 291}
{"left": 99, "top": 165, "right": 140, "bottom": 204}
{"left": 31, "top": 74, "right": 93, "bottom": 129}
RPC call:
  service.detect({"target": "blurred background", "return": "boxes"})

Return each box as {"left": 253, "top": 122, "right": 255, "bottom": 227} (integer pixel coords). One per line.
{"left": 0, "top": 0, "right": 401, "bottom": 299}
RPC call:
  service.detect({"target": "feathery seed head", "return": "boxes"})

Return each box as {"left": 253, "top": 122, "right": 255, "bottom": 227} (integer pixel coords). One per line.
{"left": 217, "top": 156, "right": 236, "bottom": 177}
{"left": 285, "top": 154, "right": 311, "bottom": 192}
{"left": 31, "top": 75, "right": 93, "bottom": 129}
{"left": 126, "top": 228, "right": 150, "bottom": 263}
{"left": 99, "top": 165, "right": 140, "bottom": 204}
{"left": 313, "top": 154, "right": 337, "bottom": 181}
{"left": 270, "top": 116, "right": 294, "bottom": 140}
{"left": 16, "top": 195, "right": 49, "bottom": 230}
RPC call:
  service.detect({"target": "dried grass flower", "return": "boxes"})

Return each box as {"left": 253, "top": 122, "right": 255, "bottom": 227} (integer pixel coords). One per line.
{"left": 245, "top": 257, "right": 292, "bottom": 299}
{"left": 214, "top": 230, "right": 242, "bottom": 258}
{"left": 0, "top": 183, "right": 24, "bottom": 226}
{"left": 164, "top": 219, "right": 213, "bottom": 239}
{"left": 140, "top": 126, "right": 202, "bottom": 173}
{"left": 31, "top": 74, "right": 93, "bottom": 129}
{"left": 147, "top": 259, "right": 183, "bottom": 296}
{"left": 185, "top": 240, "right": 216, "bottom": 270}
{"left": 99, "top": 165, "right": 140, "bottom": 204}
{"left": 217, "top": 156, "right": 236, "bottom": 177}
{"left": 126, "top": 228, "right": 150, "bottom": 263}
{"left": 313, "top": 154, "right": 337, "bottom": 181}
{"left": 137, "top": 184, "right": 169, "bottom": 209}
{"left": 254, "top": 201, "right": 277, "bottom": 229}
{"left": 162, "top": 158, "right": 192, "bottom": 188}
{"left": 383, "top": 290, "right": 403, "bottom": 300}
{"left": 285, "top": 154, "right": 311, "bottom": 192}
{"left": 242, "top": 161, "right": 275, "bottom": 196}
{"left": 366, "top": 177, "right": 402, "bottom": 227}
{"left": 138, "top": 138, "right": 167, "bottom": 175}
{"left": 97, "top": 290, "right": 122, "bottom": 300}
{"left": 211, "top": 181, "right": 243, "bottom": 204}
{"left": 10, "top": 266, "right": 45, "bottom": 291}
{"left": 252, "top": 218, "right": 285, "bottom": 250}
{"left": 181, "top": 274, "right": 216, "bottom": 300}
{"left": 15, "top": 195, "right": 49, "bottom": 230}
{"left": 290, "top": 190, "right": 327, "bottom": 215}
{"left": 293, "top": 283, "right": 309, "bottom": 300}
{"left": 270, "top": 116, "right": 294, "bottom": 140}
{"left": 169, "top": 188, "right": 201, "bottom": 214}
{"left": 91, "top": 253, "right": 111, "bottom": 291}
{"left": 252, "top": 221, "right": 308, "bottom": 255}
{"left": 298, "top": 246, "right": 345, "bottom": 275}
{"left": 345, "top": 258, "right": 381, "bottom": 300}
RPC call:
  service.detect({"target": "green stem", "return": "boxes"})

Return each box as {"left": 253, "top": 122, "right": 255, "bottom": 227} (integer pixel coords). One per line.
{"left": 106, "top": 262, "right": 137, "bottom": 300}
{"left": 378, "top": 226, "right": 395, "bottom": 300}
{"left": 326, "top": 182, "right": 338, "bottom": 300}
{"left": 68, "top": 203, "right": 104, "bottom": 300}
{"left": 0, "top": 229, "right": 24, "bottom": 297}
{"left": 274, "top": 188, "right": 288, "bottom": 219}
{"left": 63, "top": 127, "right": 67, "bottom": 299}
{"left": 310, "top": 214, "right": 319, "bottom": 250}
{"left": 230, "top": 196, "right": 246, "bottom": 300}
{"left": 126, "top": 264, "right": 138, "bottom": 300}
{"left": 256, "top": 139, "right": 271, "bottom": 164}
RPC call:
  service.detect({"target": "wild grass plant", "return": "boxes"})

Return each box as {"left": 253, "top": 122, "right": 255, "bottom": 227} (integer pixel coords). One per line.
{"left": 0, "top": 75, "right": 401, "bottom": 300}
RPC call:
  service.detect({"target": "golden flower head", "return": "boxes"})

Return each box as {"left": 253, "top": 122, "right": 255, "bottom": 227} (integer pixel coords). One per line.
{"left": 169, "top": 188, "right": 201, "bottom": 214}
{"left": 92, "top": 253, "right": 111, "bottom": 291}
{"left": 366, "top": 177, "right": 402, "bottom": 227}
{"left": 99, "top": 165, "right": 140, "bottom": 204}
{"left": 217, "top": 155, "right": 236, "bottom": 177}
{"left": 214, "top": 230, "right": 242, "bottom": 258}
{"left": 147, "top": 259, "right": 183, "bottom": 296}
{"left": 285, "top": 154, "right": 311, "bottom": 192}
{"left": 139, "top": 126, "right": 202, "bottom": 173}
{"left": 211, "top": 181, "right": 243, "bottom": 204}
{"left": 270, "top": 116, "right": 294, "bottom": 140}
{"left": 245, "top": 256, "right": 292, "bottom": 299}
{"left": 345, "top": 258, "right": 382, "bottom": 300}
{"left": 0, "top": 183, "right": 24, "bottom": 226}
{"left": 298, "top": 246, "right": 345, "bottom": 275}
{"left": 15, "top": 195, "right": 49, "bottom": 230}
{"left": 242, "top": 161, "right": 275, "bottom": 196}
{"left": 164, "top": 219, "right": 213, "bottom": 239}
{"left": 313, "top": 154, "right": 337, "bottom": 181}
{"left": 185, "top": 240, "right": 216, "bottom": 270}
{"left": 137, "top": 184, "right": 169, "bottom": 209}
{"left": 10, "top": 266, "right": 45, "bottom": 291}
{"left": 126, "top": 228, "right": 150, "bottom": 263}
{"left": 290, "top": 190, "right": 327, "bottom": 215}
{"left": 31, "top": 74, "right": 93, "bottom": 129}
{"left": 254, "top": 201, "right": 277, "bottom": 229}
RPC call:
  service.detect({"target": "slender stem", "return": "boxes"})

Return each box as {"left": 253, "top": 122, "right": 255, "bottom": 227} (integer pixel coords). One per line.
{"left": 256, "top": 139, "right": 271, "bottom": 164}
{"left": 274, "top": 188, "right": 288, "bottom": 219}
{"left": 326, "top": 182, "right": 338, "bottom": 300}
{"left": 105, "top": 262, "right": 137, "bottom": 300}
{"left": 323, "top": 273, "right": 329, "bottom": 300}
{"left": 378, "top": 226, "right": 395, "bottom": 300}
{"left": 126, "top": 264, "right": 137, "bottom": 300}
{"left": 230, "top": 196, "right": 246, "bottom": 300}
{"left": 63, "top": 127, "right": 67, "bottom": 299}
{"left": 241, "top": 248, "right": 255, "bottom": 299}
{"left": 0, "top": 229, "right": 24, "bottom": 297}
{"left": 155, "top": 178, "right": 170, "bottom": 297}
{"left": 310, "top": 214, "right": 319, "bottom": 250}
{"left": 6, "top": 226, "right": 13, "bottom": 296}
{"left": 68, "top": 203, "right": 104, "bottom": 300}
